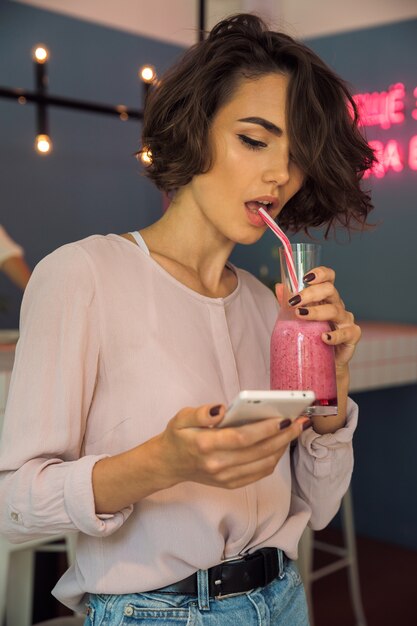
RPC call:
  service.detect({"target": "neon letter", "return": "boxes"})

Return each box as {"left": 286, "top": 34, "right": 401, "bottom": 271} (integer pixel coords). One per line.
{"left": 409, "top": 135, "right": 417, "bottom": 171}
{"left": 383, "top": 140, "right": 403, "bottom": 173}
{"left": 383, "top": 83, "right": 405, "bottom": 129}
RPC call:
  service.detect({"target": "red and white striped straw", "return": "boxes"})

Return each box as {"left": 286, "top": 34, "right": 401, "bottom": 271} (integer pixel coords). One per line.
{"left": 257, "top": 207, "right": 298, "bottom": 293}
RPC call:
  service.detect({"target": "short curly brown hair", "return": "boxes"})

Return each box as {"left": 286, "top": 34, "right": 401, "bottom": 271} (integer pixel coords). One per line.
{"left": 141, "top": 13, "right": 375, "bottom": 235}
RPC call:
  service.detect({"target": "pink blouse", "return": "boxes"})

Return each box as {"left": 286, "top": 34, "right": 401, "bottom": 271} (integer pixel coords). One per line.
{"left": 0, "top": 234, "right": 357, "bottom": 612}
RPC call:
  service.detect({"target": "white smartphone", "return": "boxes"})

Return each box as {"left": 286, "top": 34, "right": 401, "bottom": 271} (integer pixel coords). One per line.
{"left": 219, "top": 390, "right": 316, "bottom": 428}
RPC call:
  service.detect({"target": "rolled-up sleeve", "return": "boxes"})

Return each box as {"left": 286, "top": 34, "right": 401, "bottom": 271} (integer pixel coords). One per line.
{"left": 0, "top": 244, "right": 132, "bottom": 543}
{"left": 291, "top": 397, "right": 358, "bottom": 530}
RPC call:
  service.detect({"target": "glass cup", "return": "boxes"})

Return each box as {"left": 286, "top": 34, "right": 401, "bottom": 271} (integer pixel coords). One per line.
{"left": 270, "top": 243, "right": 338, "bottom": 416}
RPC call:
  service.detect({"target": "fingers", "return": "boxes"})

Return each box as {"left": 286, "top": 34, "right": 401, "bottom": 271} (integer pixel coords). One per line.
{"left": 281, "top": 263, "right": 361, "bottom": 366}
{"left": 278, "top": 267, "right": 336, "bottom": 307}
{"left": 292, "top": 302, "right": 349, "bottom": 325}
{"left": 206, "top": 416, "right": 307, "bottom": 453}
{"left": 302, "top": 266, "right": 335, "bottom": 285}
{"left": 289, "top": 282, "right": 338, "bottom": 307}
{"left": 192, "top": 418, "right": 309, "bottom": 489}
{"left": 290, "top": 302, "right": 360, "bottom": 349}
{"left": 285, "top": 266, "right": 339, "bottom": 313}
{"left": 172, "top": 404, "right": 226, "bottom": 430}
{"left": 285, "top": 265, "right": 354, "bottom": 328}
{"left": 168, "top": 404, "right": 311, "bottom": 490}
{"left": 322, "top": 322, "right": 361, "bottom": 347}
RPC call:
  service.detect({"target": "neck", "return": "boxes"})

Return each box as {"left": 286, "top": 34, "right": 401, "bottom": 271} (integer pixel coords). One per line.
{"left": 138, "top": 191, "right": 236, "bottom": 296}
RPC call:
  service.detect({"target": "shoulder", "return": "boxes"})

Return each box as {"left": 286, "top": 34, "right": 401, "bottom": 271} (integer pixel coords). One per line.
{"left": 24, "top": 235, "right": 116, "bottom": 309}
{"left": 32, "top": 235, "right": 98, "bottom": 279}
{"left": 32, "top": 233, "right": 128, "bottom": 277}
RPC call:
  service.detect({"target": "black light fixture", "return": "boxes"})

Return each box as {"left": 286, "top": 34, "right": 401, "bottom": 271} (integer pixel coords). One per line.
{"left": 199, "top": 0, "right": 206, "bottom": 41}
{"left": 0, "top": 0, "right": 207, "bottom": 156}
{"left": 32, "top": 44, "right": 52, "bottom": 154}
{"left": 0, "top": 45, "right": 146, "bottom": 155}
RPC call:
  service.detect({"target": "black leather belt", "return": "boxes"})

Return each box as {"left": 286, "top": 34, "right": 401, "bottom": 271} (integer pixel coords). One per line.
{"left": 153, "top": 548, "right": 286, "bottom": 598}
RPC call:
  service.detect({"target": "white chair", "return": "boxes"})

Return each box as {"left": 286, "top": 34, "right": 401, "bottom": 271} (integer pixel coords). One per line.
{"left": 0, "top": 533, "right": 77, "bottom": 626}
{"left": 1, "top": 368, "right": 78, "bottom": 626}
{"left": 298, "top": 488, "right": 367, "bottom": 626}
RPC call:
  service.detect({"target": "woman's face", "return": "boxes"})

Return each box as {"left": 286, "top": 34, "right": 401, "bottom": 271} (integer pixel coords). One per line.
{"left": 187, "top": 72, "right": 304, "bottom": 244}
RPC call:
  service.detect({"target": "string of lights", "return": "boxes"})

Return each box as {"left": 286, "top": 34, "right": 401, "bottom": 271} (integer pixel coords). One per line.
{"left": 0, "top": 45, "right": 156, "bottom": 156}
{"left": 0, "top": 0, "right": 207, "bottom": 157}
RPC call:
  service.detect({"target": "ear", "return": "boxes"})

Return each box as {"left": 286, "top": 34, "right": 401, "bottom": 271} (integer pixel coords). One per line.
{"left": 275, "top": 283, "right": 284, "bottom": 305}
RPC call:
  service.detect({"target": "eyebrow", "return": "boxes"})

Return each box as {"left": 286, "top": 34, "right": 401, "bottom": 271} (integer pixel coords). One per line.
{"left": 237, "top": 116, "right": 283, "bottom": 136}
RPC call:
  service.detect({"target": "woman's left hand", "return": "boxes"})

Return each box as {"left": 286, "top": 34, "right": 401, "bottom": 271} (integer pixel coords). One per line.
{"left": 275, "top": 266, "right": 361, "bottom": 373}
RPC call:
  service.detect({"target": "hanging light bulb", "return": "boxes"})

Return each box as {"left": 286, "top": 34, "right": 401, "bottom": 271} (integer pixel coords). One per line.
{"left": 139, "top": 147, "right": 152, "bottom": 165}
{"left": 116, "top": 105, "right": 129, "bottom": 121}
{"left": 33, "top": 45, "right": 49, "bottom": 64}
{"left": 35, "top": 134, "right": 52, "bottom": 154}
{"left": 139, "top": 65, "right": 156, "bottom": 84}
{"left": 139, "top": 65, "right": 157, "bottom": 110}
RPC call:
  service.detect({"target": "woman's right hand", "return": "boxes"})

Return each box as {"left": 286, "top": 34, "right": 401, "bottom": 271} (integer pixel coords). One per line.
{"left": 155, "top": 403, "right": 309, "bottom": 490}
{"left": 93, "top": 404, "right": 310, "bottom": 514}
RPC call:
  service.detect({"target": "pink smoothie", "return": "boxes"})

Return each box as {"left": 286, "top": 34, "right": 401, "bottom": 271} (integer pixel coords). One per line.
{"left": 270, "top": 319, "right": 337, "bottom": 408}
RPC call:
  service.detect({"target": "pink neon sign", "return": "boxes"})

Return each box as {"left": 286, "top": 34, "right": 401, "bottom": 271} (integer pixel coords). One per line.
{"left": 354, "top": 83, "right": 417, "bottom": 178}
{"left": 409, "top": 135, "right": 417, "bottom": 170}
{"left": 354, "top": 83, "right": 405, "bottom": 129}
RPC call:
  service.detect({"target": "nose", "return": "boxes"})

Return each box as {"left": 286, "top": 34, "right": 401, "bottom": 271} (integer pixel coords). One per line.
{"left": 262, "top": 151, "right": 290, "bottom": 187}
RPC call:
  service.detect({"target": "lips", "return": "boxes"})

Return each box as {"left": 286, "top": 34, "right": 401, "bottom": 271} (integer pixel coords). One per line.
{"left": 244, "top": 196, "right": 279, "bottom": 215}
{"left": 243, "top": 196, "right": 280, "bottom": 228}
{"left": 244, "top": 197, "right": 279, "bottom": 227}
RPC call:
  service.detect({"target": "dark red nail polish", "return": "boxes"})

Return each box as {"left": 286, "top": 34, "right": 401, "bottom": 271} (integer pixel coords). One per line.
{"left": 279, "top": 418, "right": 292, "bottom": 430}
{"left": 288, "top": 295, "right": 301, "bottom": 306}
{"left": 209, "top": 405, "right": 221, "bottom": 416}
{"left": 298, "top": 308, "right": 309, "bottom": 316}
{"left": 302, "top": 419, "right": 313, "bottom": 431}
{"left": 303, "top": 273, "right": 316, "bottom": 283}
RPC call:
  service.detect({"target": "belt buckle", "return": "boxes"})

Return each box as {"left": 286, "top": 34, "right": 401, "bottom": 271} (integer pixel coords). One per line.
{"left": 220, "top": 554, "right": 244, "bottom": 564}
{"left": 214, "top": 553, "right": 251, "bottom": 600}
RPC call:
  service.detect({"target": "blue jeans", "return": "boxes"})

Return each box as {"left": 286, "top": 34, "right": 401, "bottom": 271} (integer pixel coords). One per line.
{"left": 84, "top": 556, "right": 310, "bottom": 625}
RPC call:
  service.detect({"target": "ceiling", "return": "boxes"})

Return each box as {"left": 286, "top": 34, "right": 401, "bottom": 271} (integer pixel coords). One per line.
{"left": 13, "top": 0, "right": 417, "bottom": 46}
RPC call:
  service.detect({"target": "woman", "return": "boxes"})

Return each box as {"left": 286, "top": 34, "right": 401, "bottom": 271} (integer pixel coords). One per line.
{"left": 0, "top": 14, "right": 374, "bottom": 626}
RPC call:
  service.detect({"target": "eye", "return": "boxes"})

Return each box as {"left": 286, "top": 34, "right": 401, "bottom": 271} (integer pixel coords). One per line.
{"left": 237, "top": 134, "right": 267, "bottom": 150}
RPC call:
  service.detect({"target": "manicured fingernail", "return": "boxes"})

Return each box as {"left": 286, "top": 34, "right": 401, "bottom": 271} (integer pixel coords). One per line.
{"left": 302, "top": 419, "right": 313, "bottom": 431}
{"left": 297, "top": 308, "right": 309, "bottom": 316}
{"left": 288, "top": 295, "right": 301, "bottom": 306}
{"left": 303, "top": 273, "right": 315, "bottom": 283}
{"left": 279, "top": 418, "right": 292, "bottom": 430}
{"left": 209, "top": 405, "right": 221, "bottom": 416}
